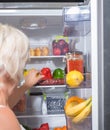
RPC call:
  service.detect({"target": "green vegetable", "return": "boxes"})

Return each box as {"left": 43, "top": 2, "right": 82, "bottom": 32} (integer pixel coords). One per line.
{"left": 53, "top": 68, "right": 65, "bottom": 79}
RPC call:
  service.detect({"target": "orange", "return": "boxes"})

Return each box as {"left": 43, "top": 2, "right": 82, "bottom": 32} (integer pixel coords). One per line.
{"left": 62, "top": 126, "right": 67, "bottom": 130}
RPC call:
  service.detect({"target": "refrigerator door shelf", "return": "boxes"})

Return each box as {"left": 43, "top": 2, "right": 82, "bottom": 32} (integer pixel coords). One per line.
{"left": 66, "top": 72, "right": 91, "bottom": 89}
{"left": 66, "top": 116, "right": 92, "bottom": 130}
{"left": 63, "top": 21, "right": 90, "bottom": 36}
{"left": 63, "top": 6, "right": 91, "bottom": 36}
{"left": 18, "top": 116, "right": 66, "bottom": 130}
{"left": 63, "top": 6, "right": 90, "bottom": 22}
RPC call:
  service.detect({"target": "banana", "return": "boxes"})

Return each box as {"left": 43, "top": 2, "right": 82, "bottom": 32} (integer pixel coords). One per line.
{"left": 65, "top": 96, "right": 92, "bottom": 117}
{"left": 72, "top": 101, "right": 92, "bottom": 123}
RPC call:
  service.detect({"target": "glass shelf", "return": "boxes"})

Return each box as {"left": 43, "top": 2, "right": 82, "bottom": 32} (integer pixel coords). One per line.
{"left": 30, "top": 55, "right": 65, "bottom": 59}
{"left": 34, "top": 85, "right": 66, "bottom": 88}
{"left": 36, "top": 87, "right": 68, "bottom": 94}
{"left": 15, "top": 109, "right": 65, "bottom": 118}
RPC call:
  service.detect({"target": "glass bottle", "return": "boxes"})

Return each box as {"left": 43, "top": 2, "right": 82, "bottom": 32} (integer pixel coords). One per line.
{"left": 66, "top": 51, "right": 84, "bottom": 73}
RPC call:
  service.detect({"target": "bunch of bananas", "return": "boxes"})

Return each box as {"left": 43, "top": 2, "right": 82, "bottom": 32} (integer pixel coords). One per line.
{"left": 65, "top": 96, "right": 92, "bottom": 124}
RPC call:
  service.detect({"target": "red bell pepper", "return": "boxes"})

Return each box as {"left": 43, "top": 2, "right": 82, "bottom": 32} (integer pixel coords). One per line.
{"left": 32, "top": 128, "right": 40, "bottom": 130}
{"left": 40, "top": 123, "right": 49, "bottom": 130}
{"left": 41, "top": 68, "right": 52, "bottom": 80}
{"left": 33, "top": 123, "right": 49, "bottom": 130}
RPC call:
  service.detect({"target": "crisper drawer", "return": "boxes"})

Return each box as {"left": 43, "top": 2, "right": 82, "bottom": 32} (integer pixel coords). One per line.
{"left": 18, "top": 115, "right": 66, "bottom": 130}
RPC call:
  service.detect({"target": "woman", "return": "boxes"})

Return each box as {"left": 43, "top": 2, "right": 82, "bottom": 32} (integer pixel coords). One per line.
{"left": 0, "top": 23, "right": 43, "bottom": 130}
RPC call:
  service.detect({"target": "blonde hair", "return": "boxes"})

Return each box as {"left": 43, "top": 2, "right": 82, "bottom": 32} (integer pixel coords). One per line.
{"left": 0, "top": 23, "right": 29, "bottom": 82}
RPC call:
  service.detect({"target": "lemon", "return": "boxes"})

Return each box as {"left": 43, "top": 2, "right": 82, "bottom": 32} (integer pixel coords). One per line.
{"left": 66, "top": 70, "right": 84, "bottom": 87}
{"left": 23, "top": 68, "right": 36, "bottom": 77}
{"left": 23, "top": 69, "right": 29, "bottom": 77}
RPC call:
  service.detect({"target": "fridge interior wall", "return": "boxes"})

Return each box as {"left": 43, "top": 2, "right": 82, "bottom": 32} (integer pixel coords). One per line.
{"left": 0, "top": 6, "right": 91, "bottom": 129}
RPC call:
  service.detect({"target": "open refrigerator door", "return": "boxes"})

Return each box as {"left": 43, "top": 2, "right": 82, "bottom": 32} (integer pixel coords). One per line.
{"left": 0, "top": 1, "right": 93, "bottom": 130}
{"left": 63, "top": 5, "right": 92, "bottom": 130}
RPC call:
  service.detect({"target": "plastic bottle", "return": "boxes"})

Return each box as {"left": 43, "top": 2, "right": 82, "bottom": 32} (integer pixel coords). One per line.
{"left": 42, "top": 93, "right": 47, "bottom": 115}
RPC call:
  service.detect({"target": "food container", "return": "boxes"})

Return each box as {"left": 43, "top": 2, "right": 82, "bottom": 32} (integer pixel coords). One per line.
{"left": 66, "top": 51, "right": 84, "bottom": 73}
{"left": 30, "top": 46, "right": 50, "bottom": 56}
{"left": 30, "top": 41, "right": 50, "bottom": 56}
{"left": 37, "top": 79, "right": 65, "bottom": 86}
{"left": 46, "top": 94, "right": 66, "bottom": 114}
{"left": 66, "top": 116, "right": 92, "bottom": 130}
{"left": 30, "top": 94, "right": 43, "bottom": 112}
{"left": 52, "top": 35, "right": 69, "bottom": 55}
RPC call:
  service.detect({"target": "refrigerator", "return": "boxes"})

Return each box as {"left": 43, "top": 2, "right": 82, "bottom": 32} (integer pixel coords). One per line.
{"left": 0, "top": 0, "right": 105, "bottom": 130}
{"left": 91, "top": 0, "right": 110, "bottom": 130}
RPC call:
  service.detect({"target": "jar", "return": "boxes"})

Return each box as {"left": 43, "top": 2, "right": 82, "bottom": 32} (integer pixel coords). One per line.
{"left": 66, "top": 51, "right": 84, "bottom": 73}
{"left": 52, "top": 35, "right": 69, "bottom": 55}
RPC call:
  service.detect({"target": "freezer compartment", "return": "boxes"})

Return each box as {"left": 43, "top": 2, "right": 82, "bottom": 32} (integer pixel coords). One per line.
{"left": 66, "top": 116, "right": 92, "bottom": 130}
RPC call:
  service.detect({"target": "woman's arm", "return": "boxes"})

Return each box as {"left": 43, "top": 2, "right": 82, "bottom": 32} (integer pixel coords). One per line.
{"left": 0, "top": 107, "right": 21, "bottom": 130}
{"left": 8, "top": 69, "right": 44, "bottom": 108}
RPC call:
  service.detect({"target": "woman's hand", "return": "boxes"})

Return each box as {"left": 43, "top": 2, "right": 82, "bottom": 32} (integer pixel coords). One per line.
{"left": 9, "top": 69, "right": 44, "bottom": 108}
{"left": 23, "top": 69, "right": 44, "bottom": 89}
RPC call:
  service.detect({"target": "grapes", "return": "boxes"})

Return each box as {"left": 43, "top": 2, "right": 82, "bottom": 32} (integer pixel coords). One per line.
{"left": 52, "top": 39, "right": 69, "bottom": 55}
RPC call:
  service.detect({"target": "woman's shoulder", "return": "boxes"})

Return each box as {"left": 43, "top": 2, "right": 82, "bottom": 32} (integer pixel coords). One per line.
{"left": 0, "top": 106, "right": 21, "bottom": 130}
